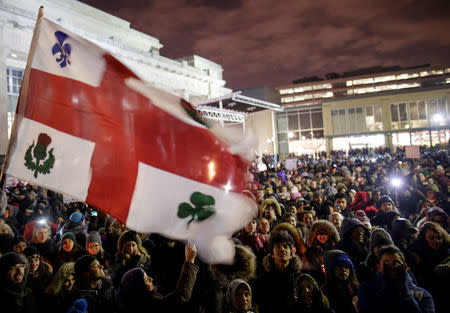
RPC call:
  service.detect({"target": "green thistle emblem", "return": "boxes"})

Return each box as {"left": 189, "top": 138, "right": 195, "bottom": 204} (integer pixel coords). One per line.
{"left": 178, "top": 192, "right": 216, "bottom": 226}
{"left": 24, "top": 133, "right": 55, "bottom": 178}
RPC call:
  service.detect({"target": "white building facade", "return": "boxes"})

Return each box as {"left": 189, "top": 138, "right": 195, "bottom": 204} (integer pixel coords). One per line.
{"left": 0, "top": 0, "right": 231, "bottom": 154}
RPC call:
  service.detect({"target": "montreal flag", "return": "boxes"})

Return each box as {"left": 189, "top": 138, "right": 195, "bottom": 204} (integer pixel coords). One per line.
{"left": 4, "top": 15, "right": 256, "bottom": 264}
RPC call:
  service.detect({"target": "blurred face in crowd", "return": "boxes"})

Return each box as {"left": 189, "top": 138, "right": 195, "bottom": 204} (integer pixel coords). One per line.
{"left": 85, "top": 260, "right": 105, "bottom": 281}
{"left": 234, "top": 286, "right": 252, "bottom": 311}
{"left": 418, "top": 173, "right": 426, "bottom": 182}
{"left": 380, "top": 202, "right": 393, "bottom": 213}
{"left": 303, "top": 213, "right": 314, "bottom": 228}
{"left": 13, "top": 241, "right": 27, "bottom": 255}
{"left": 377, "top": 252, "right": 405, "bottom": 280}
{"left": 256, "top": 189, "right": 264, "bottom": 199}
{"left": 34, "top": 226, "right": 49, "bottom": 243}
{"left": 284, "top": 215, "right": 297, "bottom": 227}
{"left": 87, "top": 241, "right": 101, "bottom": 256}
{"left": 329, "top": 214, "right": 342, "bottom": 230}
{"left": 373, "top": 191, "right": 381, "bottom": 203}
{"left": 316, "top": 229, "right": 329, "bottom": 244}
{"left": 288, "top": 206, "right": 297, "bottom": 214}
{"left": 273, "top": 242, "right": 292, "bottom": 267}
{"left": 62, "top": 238, "right": 75, "bottom": 252}
{"left": 124, "top": 241, "right": 139, "bottom": 256}
{"left": 64, "top": 275, "right": 75, "bottom": 290}
{"left": 28, "top": 254, "right": 40, "bottom": 272}
{"left": 258, "top": 218, "right": 270, "bottom": 234}
{"left": 298, "top": 279, "right": 314, "bottom": 305}
{"left": 425, "top": 229, "right": 442, "bottom": 250}
{"left": 143, "top": 272, "right": 155, "bottom": 292}
{"left": 7, "top": 263, "right": 26, "bottom": 283}
{"left": 334, "top": 197, "right": 347, "bottom": 211}
{"left": 352, "top": 226, "right": 365, "bottom": 244}
{"left": 333, "top": 262, "right": 350, "bottom": 281}
{"left": 244, "top": 220, "right": 257, "bottom": 234}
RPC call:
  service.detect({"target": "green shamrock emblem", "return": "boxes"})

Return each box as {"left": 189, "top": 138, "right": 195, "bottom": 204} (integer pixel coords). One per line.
{"left": 24, "top": 133, "right": 55, "bottom": 178}
{"left": 178, "top": 192, "right": 216, "bottom": 226}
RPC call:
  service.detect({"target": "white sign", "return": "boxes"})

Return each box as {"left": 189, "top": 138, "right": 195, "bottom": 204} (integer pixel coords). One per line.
{"left": 405, "top": 145, "right": 420, "bottom": 159}
{"left": 285, "top": 158, "right": 298, "bottom": 170}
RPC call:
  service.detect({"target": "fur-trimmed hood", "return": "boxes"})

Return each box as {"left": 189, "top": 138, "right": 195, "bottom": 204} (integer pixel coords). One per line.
{"left": 306, "top": 220, "right": 340, "bottom": 247}
{"left": 260, "top": 198, "right": 282, "bottom": 218}
{"left": 209, "top": 245, "right": 256, "bottom": 284}
{"left": 261, "top": 253, "right": 302, "bottom": 273}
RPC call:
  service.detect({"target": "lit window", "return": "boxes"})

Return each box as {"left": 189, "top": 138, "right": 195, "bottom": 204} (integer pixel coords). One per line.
{"left": 353, "top": 87, "right": 375, "bottom": 94}
{"left": 312, "top": 83, "right": 332, "bottom": 90}
{"left": 314, "top": 92, "right": 333, "bottom": 99}
{"left": 445, "top": 68, "right": 450, "bottom": 73}
{"left": 396, "top": 73, "right": 419, "bottom": 80}
{"left": 346, "top": 81, "right": 353, "bottom": 87}
{"left": 352, "top": 78, "right": 374, "bottom": 85}
{"left": 374, "top": 75, "right": 396, "bottom": 83}
{"left": 375, "top": 84, "right": 397, "bottom": 92}
{"left": 282, "top": 96, "right": 294, "bottom": 103}
{"left": 446, "top": 78, "right": 450, "bottom": 84}
{"left": 420, "top": 71, "right": 429, "bottom": 77}
{"left": 397, "top": 83, "right": 420, "bottom": 89}
{"left": 279, "top": 88, "right": 294, "bottom": 95}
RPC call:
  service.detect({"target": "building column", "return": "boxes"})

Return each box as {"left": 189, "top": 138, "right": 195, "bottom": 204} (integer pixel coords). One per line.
{"left": 385, "top": 133, "right": 393, "bottom": 151}
{"left": 326, "top": 137, "right": 333, "bottom": 156}
{"left": 0, "top": 24, "right": 8, "bottom": 156}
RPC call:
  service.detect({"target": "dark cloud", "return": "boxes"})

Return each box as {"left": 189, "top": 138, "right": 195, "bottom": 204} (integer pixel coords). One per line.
{"left": 80, "top": 0, "right": 450, "bottom": 89}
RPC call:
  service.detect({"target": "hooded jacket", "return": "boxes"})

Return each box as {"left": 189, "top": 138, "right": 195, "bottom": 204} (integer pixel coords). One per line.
{"left": 201, "top": 245, "right": 257, "bottom": 313}
{"left": 336, "top": 218, "right": 370, "bottom": 267}
{"left": 323, "top": 250, "right": 358, "bottom": 313}
{"left": 259, "top": 198, "right": 282, "bottom": 219}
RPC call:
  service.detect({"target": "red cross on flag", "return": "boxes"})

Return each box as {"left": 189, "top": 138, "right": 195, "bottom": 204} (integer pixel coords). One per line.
{"left": 4, "top": 15, "right": 256, "bottom": 264}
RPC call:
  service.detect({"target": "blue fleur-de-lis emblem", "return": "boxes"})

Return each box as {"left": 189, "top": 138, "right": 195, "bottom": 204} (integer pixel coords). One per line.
{"left": 52, "top": 31, "right": 71, "bottom": 68}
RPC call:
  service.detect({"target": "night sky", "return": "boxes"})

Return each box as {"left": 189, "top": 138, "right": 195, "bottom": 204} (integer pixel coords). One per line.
{"left": 80, "top": 0, "right": 450, "bottom": 90}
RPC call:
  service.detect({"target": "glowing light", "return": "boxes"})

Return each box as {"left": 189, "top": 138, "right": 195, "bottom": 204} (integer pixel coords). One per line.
{"left": 391, "top": 177, "right": 402, "bottom": 187}
{"left": 432, "top": 113, "right": 444, "bottom": 123}
{"left": 370, "top": 158, "right": 377, "bottom": 163}
{"left": 38, "top": 219, "right": 47, "bottom": 224}
{"left": 224, "top": 181, "right": 232, "bottom": 192}
{"left": 288, "top": 132, "right": 294, "bottom": 139}
{"left": 208, "top": 161, "right": 216, "bottom": 181}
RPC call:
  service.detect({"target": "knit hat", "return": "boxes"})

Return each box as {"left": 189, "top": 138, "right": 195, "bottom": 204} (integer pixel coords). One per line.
{"left": 120, "top": 230, "right": 139, "bottom": 244}
{"left": 74, "top": 255, "right": 97, "bottom": 278}
{"left": 370, "top": 228, "right": 394, "bottom": 251}
{"left": 69, "top": 212, "right": 84, "bottom": 225}
{"left": 61, "top": 232, "right": 77, "bottom": 244}
{"left": 330, "top": 252, "right": 354, "bottom": 273}
{"left": 118, "top": 268, "right": 149, "bottom": 300}
{"left": 226, "top": 279, "right": 252, "bottom": 310}
{"left": 0, "top": 252, "right": 26, "bottom": 277}
{"left": 23, "top": 245, "right": 40, "bottom": 259}
{"left": 426, "top": 207, "right": 447, "bottom": 221}
{"left": 67, "top": 298, "right": 88, "bottom": 313}
{"left": 376, "top": 195, "right": 395, "bottom": 209}
{"left": 87, "top": 231, "right": 102, "bottom": 245}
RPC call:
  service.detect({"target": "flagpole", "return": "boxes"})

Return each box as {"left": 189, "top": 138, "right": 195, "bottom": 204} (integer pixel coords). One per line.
{"left": 0, "top": 6, "right": 44, "bottom": 188}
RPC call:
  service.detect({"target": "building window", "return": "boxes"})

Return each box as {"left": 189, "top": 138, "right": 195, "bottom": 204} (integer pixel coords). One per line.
{"left": 6, "top": 67, "right": 24, "bottom": 138}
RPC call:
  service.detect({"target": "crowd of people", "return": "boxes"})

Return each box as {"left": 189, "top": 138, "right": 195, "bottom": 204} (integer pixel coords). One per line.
{"left": 0, "top": 146, "right": 448, "bottom": 313}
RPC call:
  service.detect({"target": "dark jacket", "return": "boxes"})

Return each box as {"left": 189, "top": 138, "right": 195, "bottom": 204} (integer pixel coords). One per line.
{"left": 117, "top": 261, "right": 199, "bottom": 313}
{"left": 254, "top": 254, "right": 302, "bottom": 313}
{"left": 358, "top": 271, "right": 435, "bottom": 313}
{"left": 66, "top": 277, "right": 115, "bottom": 313}
{"left": 335, "top": 218, "right": 370, "bottom": 267}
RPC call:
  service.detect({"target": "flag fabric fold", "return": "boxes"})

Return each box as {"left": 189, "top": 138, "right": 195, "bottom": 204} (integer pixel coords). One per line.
{"left": 4, "top": 16, "right": 256, "bottom": 264}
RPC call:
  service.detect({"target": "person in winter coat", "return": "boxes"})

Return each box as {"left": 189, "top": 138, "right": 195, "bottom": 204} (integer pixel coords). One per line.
{"left": 358, "top": 245, "right": 435, "bottom": 313}
{"left": 391, "top": 218, "right": 418, "bottom": 254}
{"left": 54, "top": 232, "right": 87, "bottom": 272}
{"left": 116, "top": 242, "right": 199, "bottom": 313}
{"left": 236, "top": 218, "right": 269, "bottom": 264}
{"left": 0, "top": 252, "right": 37, "bottom": 313}
{"left": 55, "top": 211, "right": 88, "bottom": 249}
{"left": 63, "top": 254, "right": 115, "bottom": 313}
{"left": 225, "top": 279, "right": 258, "bottom": 313}
{"left": 371, "top": 195, "right": 399, "bottom": 227}
{"left": 109, "top": 229, "right": 152, "bottom": 288}
{"left": 200, "top": 244, "right": 257, "bottom": 313}
{"left": 290, "top": 274, "right": 334, "bottom": 313}
{"left": 356, "top": 227, "right": 394, "bottom": 283}
{"left": 304, "top": 220, "right": 340, "bottom": 285}
{"left": 322, "top": 250, "right": 359, "bottom": 313}
{"left": 86, "top": 231, "right": 112, "bottom": 269}
{"left": 23, "top": 246, "right": 53, "bottom": 303}
{"left": 44, "top": 262, "right": 75, "bottom": 313}
{"left": 336, "top": 217, "right": 370, "bottom": 267}
{"left": 407, "top": 221, "right": 449, "bottom": 311}
{"left": 259, "top": 198, "right": 282, "bottom": 228}
{"left": 30, "top": 221, "right": 57, "bottom": 268}
{"left": 11, "top": 235, "right": 28, "bottom": 256}
{"left": 253, "top": 223, "right": 303, "bottom": 313}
